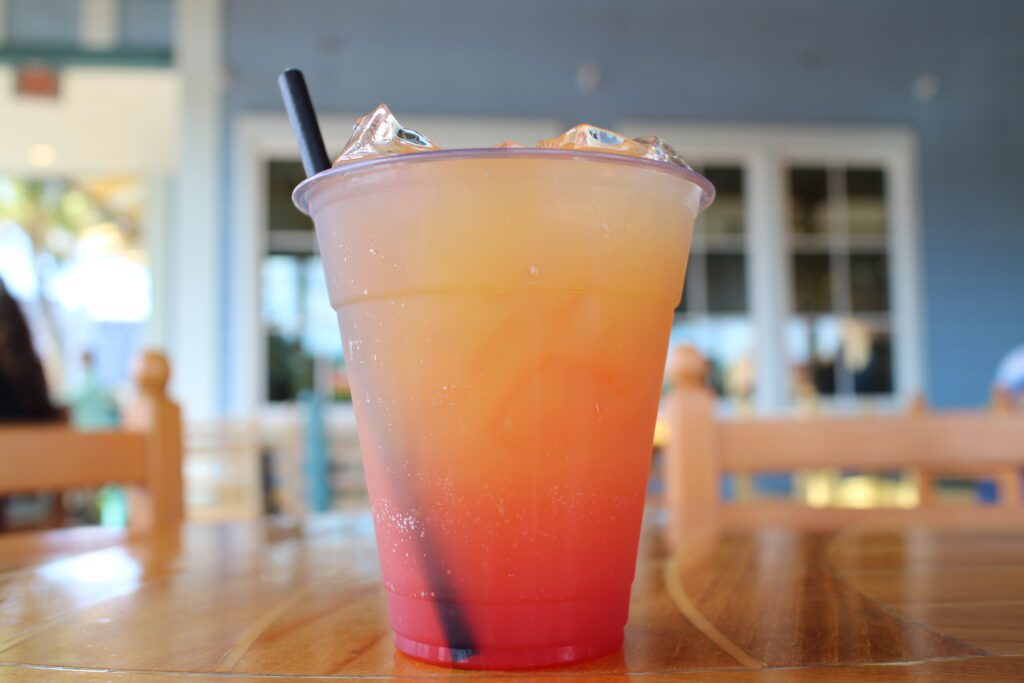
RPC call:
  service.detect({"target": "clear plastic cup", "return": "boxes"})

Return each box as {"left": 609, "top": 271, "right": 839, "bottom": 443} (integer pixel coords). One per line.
{"left": 294, "top": 149, "right": 713, "bottom": 669}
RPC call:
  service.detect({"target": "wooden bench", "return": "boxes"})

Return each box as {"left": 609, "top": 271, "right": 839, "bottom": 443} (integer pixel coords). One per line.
{"left": 663, "top": 345, "right": 1024, "bottom": 529}
{"left": 0, "top": 351, "right": 182, "bottom": 533}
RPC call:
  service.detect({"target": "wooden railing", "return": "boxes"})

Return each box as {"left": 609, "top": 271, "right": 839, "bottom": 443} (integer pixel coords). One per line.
{"left": 663, "top": 345, "right": 1024, "bottom": 528}
{"left": 0, "top": 351, "right": 182, "bottom": 533}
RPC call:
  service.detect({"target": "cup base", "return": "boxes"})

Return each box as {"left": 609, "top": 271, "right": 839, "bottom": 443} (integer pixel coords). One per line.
{"left": 386, "top": 590, "right": 630, "bottom": 669}
{"left": 393, "top": 631, "right": 623, "bottom": 670}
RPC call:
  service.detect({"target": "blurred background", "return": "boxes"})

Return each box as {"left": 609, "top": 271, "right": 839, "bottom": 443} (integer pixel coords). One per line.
{"left": 1, "top": 0, "right": 1022, "bottom": 524}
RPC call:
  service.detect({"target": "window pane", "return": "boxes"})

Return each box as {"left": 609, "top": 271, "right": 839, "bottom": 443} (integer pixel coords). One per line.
{"left": 262, "top": 253, "right": 350, "bottom": 402}
{"left": 677, "top": 252, "right": 703, "bottom": 315}
{"left": 264, "top": 255, "right": 314, "bottom": 402}
{"left": 786, "top": 316, "right": 841, "bottom": 397}
{"left": 676, "top": 276, "right": 690, "bottom": 314}
{"left": 669, "top": 317, "right": 755, "bottom": 398}
{"left": 302, "top": 257, "right": 342, "bottom": 356}
{"left": 844, "top": 323, "right": 893, "bottom": 395}
{"left": 850, "top": 253, "right": 890, "bottom": 312}
{"left": 788, "top": 316, "right": 893, "bottom": 399}
{"left": 267, "top": 331, "right": 314, "bottom": 402}
{"left": 793, "top": 253, "right": 832, "bottom": 313}
{"left": 784, "top": 163, "right": 895, "bottom": 402}
{"left": 268, "top": 161, "right": 314, "bottom": 233}
{"left": 701, "top": 166, "right": 744, "bottom": 235}
{"left": 846, "top": 169, "right": 886, "bottom": 235}
{"left": 261, "top": 255, "right": 301, "bottom": 337}
{"left": 706, "top": 252, "right": 747, "bottom": 312}
{"left": 788, "top": 168, "right": 828, "bottom": 234}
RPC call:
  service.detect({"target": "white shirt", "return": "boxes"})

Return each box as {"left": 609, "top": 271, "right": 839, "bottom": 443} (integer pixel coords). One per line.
{"left": 995, "top": 345, "right": 1024, "bottom": 394}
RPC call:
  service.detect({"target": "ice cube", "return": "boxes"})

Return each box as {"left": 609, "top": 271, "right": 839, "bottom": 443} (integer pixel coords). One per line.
{"left": 537, "top": 125, "right": 692, "bottom": 169}
{"left": 537, "top": 124, "right": 649, "bottom": 157}
{"left": 333, "top": 104, "right": 440, "bottom": 166}
{"left": 632, "top": 135, "right": 694, "bottom": 170}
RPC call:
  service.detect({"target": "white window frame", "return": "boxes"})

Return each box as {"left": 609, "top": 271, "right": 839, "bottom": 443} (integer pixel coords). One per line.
{"left": 620, "top": 122, "right": 925, "bottom": 411}
{"left": 230, "top": 113, "right": 561, "bottom": 416}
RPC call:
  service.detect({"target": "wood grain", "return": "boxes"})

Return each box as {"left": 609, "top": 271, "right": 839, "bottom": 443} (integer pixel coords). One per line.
{"left": 2, "top": 657, "right": 1023, "bottom": 681}
{"left": 0, "top": 511, "right": 1022, "bottom": 679}
{"left": 669, "top": 529, "right": 981, "bottom": 668}
{"left": 895, "top": 603, "right": 1024, "bottom": 655}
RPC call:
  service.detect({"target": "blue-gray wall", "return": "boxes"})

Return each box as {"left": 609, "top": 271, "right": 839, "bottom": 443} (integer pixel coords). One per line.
{"left": 5, "top": 0, "right": 171, "bottom": 49}
{"left": 8, "top": 0, "right": 79, "bottom": 44}
{"left": 226, "top": 0, "right": 1024, "bottom": 408}
{"left": 121, "top": 0, "right": 173, "bottom": 50}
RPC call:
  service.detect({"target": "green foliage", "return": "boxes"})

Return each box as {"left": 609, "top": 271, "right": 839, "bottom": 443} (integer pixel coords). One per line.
{"left": 0, "top": 177, "right": 106, "bottom": 260}
{"left": 267, "top": 331, "right": 315, "bottom": 402}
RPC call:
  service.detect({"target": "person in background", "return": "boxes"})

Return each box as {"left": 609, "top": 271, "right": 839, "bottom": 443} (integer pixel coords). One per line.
{"left": 0, "top": 277, "right": 61, "bottom": 422}
{"left": 995, "top": 344, "right": 1024, "bottom": 406}
{"left": 0, "top": 277, "right": 64, "bottom": 531}
{"left": 67, "top": 350, "right": 119, "bottom": 429}
{"left": 0, "top": 278, "right": 62, "bottom": 421}
{"left": 65, "top": 350, "right": 126, "bottom": 526}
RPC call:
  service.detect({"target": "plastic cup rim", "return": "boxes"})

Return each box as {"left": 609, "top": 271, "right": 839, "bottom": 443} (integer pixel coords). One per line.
{"left": 292, "top": 147, "right": 716, "bottom": 215}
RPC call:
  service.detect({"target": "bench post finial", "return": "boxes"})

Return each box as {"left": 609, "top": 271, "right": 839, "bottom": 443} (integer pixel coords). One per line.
{"left": 126, "top": 351, "right": 183, "bottom": 532}
{"left": 664, "top": 345, "right": 719, "bottom": 527}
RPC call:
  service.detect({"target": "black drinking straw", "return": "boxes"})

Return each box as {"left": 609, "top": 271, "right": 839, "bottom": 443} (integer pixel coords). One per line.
{"left": 278, "top": 69, "right": 332, "bottom": 177}
{"left": 277, "top": 69, "right": 477, "bottom": 663}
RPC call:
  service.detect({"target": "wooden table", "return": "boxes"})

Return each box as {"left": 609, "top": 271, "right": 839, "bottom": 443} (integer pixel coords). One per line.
{"left": 1, "top": 510, "right": 1023, "bottom": 681}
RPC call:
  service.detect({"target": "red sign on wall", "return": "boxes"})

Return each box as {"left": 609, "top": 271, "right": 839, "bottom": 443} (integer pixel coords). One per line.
{"left": 16, "top": 62, "right": 60, "bottom": 98}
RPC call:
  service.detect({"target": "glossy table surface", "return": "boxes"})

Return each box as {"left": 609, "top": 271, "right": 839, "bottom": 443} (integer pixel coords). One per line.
{"left": 1, "top": 509, "right": 1023, "bottom": 681}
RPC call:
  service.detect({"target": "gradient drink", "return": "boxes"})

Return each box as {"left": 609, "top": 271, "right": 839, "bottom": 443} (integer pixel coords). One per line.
{"left": 295, "top": 116, "right": 712, "bottom": 669}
